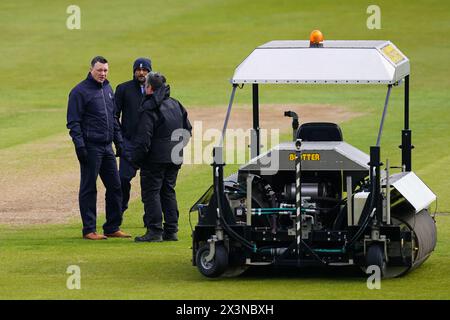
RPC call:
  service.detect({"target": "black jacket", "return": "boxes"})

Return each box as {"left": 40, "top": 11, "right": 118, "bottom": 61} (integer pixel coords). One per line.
{"left": 67, "top": 73, "right": 122, "bottom": 148}
{"left": 131, "top": 85, "right": 192, "bottom": 167}
{"left": 115, "top": 79, "right": 145, "bottom": 139}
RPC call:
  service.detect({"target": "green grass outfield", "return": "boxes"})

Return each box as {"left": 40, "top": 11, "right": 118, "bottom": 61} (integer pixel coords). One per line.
{"left": 0, "top": 0, "right": 449, "bottom": 299}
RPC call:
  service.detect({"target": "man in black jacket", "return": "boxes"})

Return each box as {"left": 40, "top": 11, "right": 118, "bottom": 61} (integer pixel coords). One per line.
{"left": 115, "top": 57, "right": 152, "bottom": 215}
{"left": 132, "top": 72, "right": 192, "bottom": 242}
{"left": 67, "top": 56, "right": 131, "bottom": 240}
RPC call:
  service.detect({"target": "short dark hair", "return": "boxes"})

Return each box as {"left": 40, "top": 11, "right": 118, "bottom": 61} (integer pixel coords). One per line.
{"left": 91, "top": 56, "right": 108, "bottom": 67}
{"left": 146, "top": 72, "right": 166, "bottom": 90}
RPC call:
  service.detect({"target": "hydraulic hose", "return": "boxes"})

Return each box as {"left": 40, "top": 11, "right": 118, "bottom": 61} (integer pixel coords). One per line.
{"left": 344, "top": 177, "right": 377, "bottom": 250}
{"left": 214, "top": 166, "right": 256, "bottom": 252}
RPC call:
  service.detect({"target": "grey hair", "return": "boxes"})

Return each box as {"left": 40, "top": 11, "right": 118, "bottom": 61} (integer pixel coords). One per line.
{"left": 145, "top": 72, "right": 166, "bottom": 89}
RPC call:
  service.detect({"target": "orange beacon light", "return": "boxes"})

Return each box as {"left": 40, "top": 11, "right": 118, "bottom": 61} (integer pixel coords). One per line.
{"left": 310, "top": 30, "right": 324, "bottom": 47}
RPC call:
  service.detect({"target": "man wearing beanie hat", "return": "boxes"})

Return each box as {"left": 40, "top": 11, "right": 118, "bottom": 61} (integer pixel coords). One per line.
{"left": 115, "top": 57, "right": 152, "bottom": 215}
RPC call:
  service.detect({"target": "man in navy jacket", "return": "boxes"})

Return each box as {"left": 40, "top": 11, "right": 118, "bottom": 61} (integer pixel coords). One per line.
{"left": 67, "top": 56, "right": 131, "bottom": 240}
{"left": 115, "top": 57, "right": 151, "bottom": 215}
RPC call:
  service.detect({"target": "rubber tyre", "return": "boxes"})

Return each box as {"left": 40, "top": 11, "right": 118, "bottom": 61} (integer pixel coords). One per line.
{"left": 196, "top": 244, "right": 228, "bottom": 278}
{"left": 366, "top": 244, "right": 387, "bottom": 277}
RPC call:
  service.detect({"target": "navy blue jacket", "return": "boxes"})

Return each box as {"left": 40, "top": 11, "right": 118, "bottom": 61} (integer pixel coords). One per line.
{"left": 67, "top": 73, "right": 123, "bottom": 149}
{"left": 115, "top": 79, "right": 145, "bottom": 140}
{"left": 132, "top": 85, "right": 192, "bottom": 167}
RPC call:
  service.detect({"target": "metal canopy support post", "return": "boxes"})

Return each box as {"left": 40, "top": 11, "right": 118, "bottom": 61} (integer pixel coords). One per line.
{"left": 251, "top": 84, "right": 260, "bottom": 158}
{"left": 213, "top": 84, "right": 237, "bottom": 224}
{"left": 376, "top": 84, "right": 393, "bottom": 147}
{"left": 404, "top": 75, "right": 409, "bottom": 130}
{"left": 370, "top": 84, "right": 392, "bottom": 224}
{"left": 401, "top": 75, "right": 412, "bottom": 171}
{"left": 385, "top": 159, "right": 391, "bottom": 225}
{"left": 216, "top": 84, "right": 238, "bottom": 164}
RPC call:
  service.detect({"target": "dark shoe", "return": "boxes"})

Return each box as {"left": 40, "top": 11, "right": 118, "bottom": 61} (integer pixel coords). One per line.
{"left": 134, "top": 230, "right": 163, "bottom": 242}
{"left": 104, "top": 230, "right": 132, "bottom": 238}
{"left": 163, "top": 232, "right": 178, "bottom": 241}
{"left": 83, "top": 232, "right": 107, "bottom": 240}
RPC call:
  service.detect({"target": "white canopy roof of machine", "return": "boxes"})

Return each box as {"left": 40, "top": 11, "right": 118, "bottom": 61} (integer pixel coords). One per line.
{"left": 231, "top": 40, "right": 409, "bottom": 85}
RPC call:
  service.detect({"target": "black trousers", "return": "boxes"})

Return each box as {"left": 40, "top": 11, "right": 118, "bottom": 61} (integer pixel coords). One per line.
{"left": 140, "top": 163, "right": 180, "bottom": 234}
{"left": 119, "top": 138, "right": 137, "bottom": 214}
{"left": 79, "top": 143, "right": 123, "bottom": 236}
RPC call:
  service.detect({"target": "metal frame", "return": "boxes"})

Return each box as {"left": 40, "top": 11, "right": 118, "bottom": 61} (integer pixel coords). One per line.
{"left": 402, "top": 75, "right": 412, "bottom": 171}
{"left": 208, "top": 39, "right": 414, "bottom": 271}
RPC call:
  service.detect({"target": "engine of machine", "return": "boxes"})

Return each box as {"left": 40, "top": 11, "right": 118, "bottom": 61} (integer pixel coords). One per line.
{"left": 227, "top": 171, "right": 346, "bottom": 238}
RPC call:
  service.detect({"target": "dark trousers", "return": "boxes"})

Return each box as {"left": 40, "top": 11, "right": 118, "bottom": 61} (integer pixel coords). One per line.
{"left": 79, "top": 143, "right": 123, "bottom": 236}
{"left": 140, "top": 163, "right": 180, "bottom": 234}
{"left": 119, "top": 138, "right": 137, "bottom": 214}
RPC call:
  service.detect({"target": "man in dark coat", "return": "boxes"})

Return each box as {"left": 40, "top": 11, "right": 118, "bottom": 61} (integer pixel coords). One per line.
{"left": 131, "top": 72, "right": 192, "bottom": 242}
{"left": 67, "top": 56, "right": 131, "bottom": 240}
{"left": 115, "top": 57, "right": 152, "bottom": 215}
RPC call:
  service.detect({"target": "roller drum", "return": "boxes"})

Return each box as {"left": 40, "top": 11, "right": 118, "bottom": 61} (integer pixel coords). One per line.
{"left": 387, "top": 209, "right": 437, "bottom": 277}
{"left": 399, "top": 209, "right": 437, "bottom": 270}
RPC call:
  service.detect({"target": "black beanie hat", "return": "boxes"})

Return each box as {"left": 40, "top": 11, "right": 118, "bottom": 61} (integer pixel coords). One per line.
{"left": 133, "top": 57, "right": 152, "bottom": 74}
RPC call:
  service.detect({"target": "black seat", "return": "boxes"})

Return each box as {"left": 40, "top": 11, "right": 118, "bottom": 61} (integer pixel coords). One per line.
{"left": 296, "top": 122, "right": 343, "bottom": 141}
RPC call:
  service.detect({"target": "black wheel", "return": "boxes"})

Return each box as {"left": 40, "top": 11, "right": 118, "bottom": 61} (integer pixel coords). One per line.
{"left": 366, "top": 244, "right": 387, "bottom": 277}
{"left": 196, "top": 244, "right": 228, "bottom": 278}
